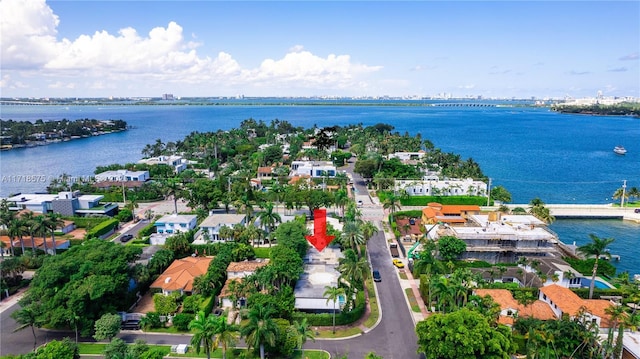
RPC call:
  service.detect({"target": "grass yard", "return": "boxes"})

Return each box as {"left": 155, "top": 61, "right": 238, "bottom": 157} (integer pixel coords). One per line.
{"left": 78, "top": 344, "right": 328, "bottom": 359}
{"left": 363, "top": 277, "right": 379, "bottom": 328}
{"left": 399, "top": 271, "right": 408, "bottom": 280}
{"left": 316, "top": 326, "right": 363, "bottom": 338}
{"left": 405, "top": 288, "right": 421, "bottom": 312}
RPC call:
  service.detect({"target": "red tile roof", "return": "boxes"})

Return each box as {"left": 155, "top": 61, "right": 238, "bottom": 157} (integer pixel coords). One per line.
{"left": 150, "top": 257, "right": 213, "bottom": 293}
{"left": 475, "top": 289, "right": 556, "bottom": 322}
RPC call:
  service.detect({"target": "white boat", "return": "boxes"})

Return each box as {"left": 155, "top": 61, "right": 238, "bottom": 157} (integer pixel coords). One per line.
{"left": 614, "top": 146, "right": 627, "bottom": 155}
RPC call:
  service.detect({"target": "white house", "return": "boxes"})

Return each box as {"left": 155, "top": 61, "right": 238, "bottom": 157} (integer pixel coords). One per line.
{"left": 95, "top": 169, "right": 149, "bottom": 182}
{"left": 294, "top": 246, "right": 346, "bottom": 313}
{"left": 388, "top": 151, "right": 426, "bottom": 162}
{"left": 290, "top": 161, "right": 337, "bottom": 178}
{"left": 138, "top": 155, "right": 187, "bottom": 173}
{"left": 539, "top": 284, "right": 614, "bottom": 332}
{"left": 154, "top": 214, "right": 197, "bottom": 235}
{"left": 5, "top": 192, "right": 118, "bottom": 217}
{"left": 195, "top": 213, "right": 246, "bottom": 243}
{"left": 395, "top": 176, "right": 488, "bottom": 197}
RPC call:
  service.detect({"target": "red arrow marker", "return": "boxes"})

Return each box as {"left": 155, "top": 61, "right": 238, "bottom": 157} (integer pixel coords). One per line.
{"left": 305, "top": 208, "right": 336, "bottom": 252}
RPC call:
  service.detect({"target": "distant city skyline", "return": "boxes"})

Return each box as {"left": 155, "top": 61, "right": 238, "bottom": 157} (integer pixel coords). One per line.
{"left": 1, "top": 0, "right": 638, "bottom": 99}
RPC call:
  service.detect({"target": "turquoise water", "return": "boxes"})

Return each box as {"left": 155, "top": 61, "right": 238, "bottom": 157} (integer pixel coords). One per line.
{"left": 580, "top": 277, "right": 615, "bottom": 289}
{"left": 1, "top": 102, "right": 638, "bottom": 274}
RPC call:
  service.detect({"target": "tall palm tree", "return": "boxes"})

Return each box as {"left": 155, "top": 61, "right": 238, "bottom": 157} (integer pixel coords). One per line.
{"left": 8, "top": 218, "right": 25, "bottom": 255}
{"left": 241, "top": 305, "right": 278, "bottom": 359}
{"left": 162, "top": 177, "right": 183, "bottom": 214}
{"left": 11, "top": 304, "right": 41, "bottom": 350}
{"left": 213, "top": 316, "right": 239, "bottom": 359}
{"left": 256, "top": 202, "right": 281, "bottom": 236}
{"left": 45, "top": 212, "right": 64, "bottom": 255}
{"left": 577, "top": 234, "right": 615, "bottom": 299}
{"left": 341, "top": 221, "right": 365, "bottom": 256}
{"left": 292, "top": 318, "right": 315, "bottom": 349}
{"left": 360, "top": 221, "right": 379, "bottom": 243}
{"left": 188, "top": 310, "right": 218, "bottom": 359}
{"left": 31, "top": 215, "right": 49, "bottom": 255}
{"left": 20, "top": 211, "right": 37, "bottom": 254}
{"left": 323, "top": 285, "right": 345, "bottom": 334}
{"left": 382, "top": 193, "right": 401, "bottom": 215}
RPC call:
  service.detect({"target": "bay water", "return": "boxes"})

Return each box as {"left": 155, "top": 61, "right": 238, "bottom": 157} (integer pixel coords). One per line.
{"left": 1, "top": 101, "right": 638, "bottom": 274}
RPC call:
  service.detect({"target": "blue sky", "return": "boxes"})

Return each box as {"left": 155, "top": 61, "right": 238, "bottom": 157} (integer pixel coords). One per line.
{"left": 1, "top": 1, "right": 638, "bottom": 99}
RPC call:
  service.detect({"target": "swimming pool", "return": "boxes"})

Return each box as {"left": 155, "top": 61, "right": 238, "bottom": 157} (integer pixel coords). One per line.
{"left": 580, "top": 278, "right": 614, "bottom": 289}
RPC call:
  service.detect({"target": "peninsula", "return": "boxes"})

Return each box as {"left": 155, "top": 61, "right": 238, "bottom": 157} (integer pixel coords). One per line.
{"left": 0, "top": 118, "right": 128, "bottom": 150}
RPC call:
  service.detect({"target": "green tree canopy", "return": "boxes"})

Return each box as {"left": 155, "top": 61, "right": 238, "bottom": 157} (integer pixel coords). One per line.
{"left": 416, "top": 308, "right": 514, "bottom": 359}
{"left": 437, "top": 236, "right": 467, "bottom": 262}
{"left": 18, "top": 239, "right": 141, "bottom": 336}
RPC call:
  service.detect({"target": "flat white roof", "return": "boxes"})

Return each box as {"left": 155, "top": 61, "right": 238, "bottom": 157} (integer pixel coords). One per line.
{"left": 200, "top": 214, "right": 246, "bottom": 227}
{"left": 156, "top": 214, "right": 197, "bottom": 223}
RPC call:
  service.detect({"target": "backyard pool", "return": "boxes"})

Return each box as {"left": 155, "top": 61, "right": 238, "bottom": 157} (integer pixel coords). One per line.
{"left": 580, "top": 278, "right": 615, "bottom": 289}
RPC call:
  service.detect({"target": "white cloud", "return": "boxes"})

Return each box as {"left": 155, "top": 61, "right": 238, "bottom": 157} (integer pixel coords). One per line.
{"left": 0, "top": 0, "right": 382, "bottom": 96}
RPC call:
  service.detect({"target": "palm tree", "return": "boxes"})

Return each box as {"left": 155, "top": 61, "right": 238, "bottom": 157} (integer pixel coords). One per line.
{"left": 577, "top": 234, "right": 615, "bottom": 299}
{"left": 341, "top": 221, "right": 365, "bottom": 256}
{"left": 162, "top": 177, "right": 183, "bottom": 214}
{"left": 360, "top": 221, "right": 379, "bottom": 243}
{"left": 213, "top": 316, "right": 239, "bottom": 359}
{"left": 323, "top": 285, "right": 345, "bottom": 334}
{"left": 45, "top": 212, "right": 64, "bottom": 255}
{"left": 292, "top": 318, "right": 315, "bottom": 349}
{"left": 528, "top": 197, "right": 555, "bottom": 224}
{"left": 31, "top": 215, "right": 49, "bottom": 255}
{"left": 241, "top": 305, "right": 278, "bottom": 359}
{"left": 20, "top": 211, "right": 37, "bottom": 254}
{"left": 11, "top": 304, "right": 41, "bottom": 350}
{"left": 256, "top": 202, "right": 281, "bottom": 236}
{"left": 382, "top": 193, "right": 401, "bottom": 215}
{"left": 8, "top": 218, "right": 25, "bottom": 255}
{"left": 189, "top": 310, "right": 218, "bottom": 359}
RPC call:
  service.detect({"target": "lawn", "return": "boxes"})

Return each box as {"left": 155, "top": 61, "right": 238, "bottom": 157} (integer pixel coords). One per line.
{"left": 78, "top": 343, "right": 328, "bottom": 359}
{"left": 363, "top": 277, "right": 379, "bottom": 328}
{"left": 405, "top": 288, "right": 421, "bottom": 312}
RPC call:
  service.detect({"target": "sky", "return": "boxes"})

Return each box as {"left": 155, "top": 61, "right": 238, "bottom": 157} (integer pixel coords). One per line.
{"left": 1, "top": 0, "right": 638, "bottom": 99}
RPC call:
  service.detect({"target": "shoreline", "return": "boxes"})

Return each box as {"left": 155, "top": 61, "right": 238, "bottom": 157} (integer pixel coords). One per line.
{"left": 0, "top": 128, "right": 127, "bottom": 151}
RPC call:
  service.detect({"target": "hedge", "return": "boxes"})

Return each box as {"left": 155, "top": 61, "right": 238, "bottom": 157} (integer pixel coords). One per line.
{"left": 254, "top": 247, "right": 271, "bottom": 259}
{"left": 398, "top": 195, "right": 490, "bottom": 206}
{"left": 201, "top": 295, "right": 215, "bottom": 314}
{"left": 291, "top": 291, "right": 365, "bottom": 326}
{"left": 65, "top": 217, "right": 107, "bottom": 231}
{"left": 86, "top": 218, "right": 119, "bottom": 239}
{"left": 137, "top": 221, "right": 157, "bottom": 238}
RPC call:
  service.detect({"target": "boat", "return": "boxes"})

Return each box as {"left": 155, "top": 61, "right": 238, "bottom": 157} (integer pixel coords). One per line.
{"left": 614, "top": 146, "right": 627, "bottom": 155}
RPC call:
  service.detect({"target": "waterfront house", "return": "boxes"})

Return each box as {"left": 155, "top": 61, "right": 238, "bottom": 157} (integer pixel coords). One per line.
{"left": 421, "top": 202, "right": 481, "bottom": 225}
{"left": 95, "top": 169, "right": 149, "bottom": 183}
{"left": 5, "top": 191, "right": 117, "bottom": 217}
{"left": 138, "top": 155, "right": 187, "bottom": 173}
{"left": 150, "top": 257, "right": 213, "bottom": 296}
{"left": 539, "top": 284, "right": 614, "bottom": 331}
{"left": 474, "top": 288, "right": 556, "bottom": 326}
{"left": 433, "top": 212, "right": 560, "bottom": 264}
{"left": 154, "top": 213, "right": 197, "bottom": 235}
{"left": 396, "top": 177, "right": 488, "bottom": 197}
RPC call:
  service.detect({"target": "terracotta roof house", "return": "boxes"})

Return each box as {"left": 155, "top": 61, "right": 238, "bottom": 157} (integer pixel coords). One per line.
{"left": 539, "top": 284, "right": 615, "bottom": 331}
{"left": 0, "top": 235, "right": 70, "bottom": 256}
{"left": 218, "top": 259, "right": 269, "bottom": 308}
{"left": 150, "top": 257, "right": 213, "bottom": 296}
{"left": 474, "top": 288, "right": 556, "bottom": 326}
{"left": 226, "top": 259, "right": 269, "bottom": 279}
{"left": 421, "top": 202, "right": 480, "bottom": 225}
{"left": 257, "top": 167, "right": 273, "bottom": 179}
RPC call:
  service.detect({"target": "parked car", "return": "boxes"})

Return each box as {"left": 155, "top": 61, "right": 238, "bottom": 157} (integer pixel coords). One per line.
{"left": 372, "top": 270, "right": 382, "bottom": 282}
{"left": 409, "top": 218, "right": 415, "bottom": 225}
{"left": 392, "top": 259, "right": 405, "bottom": 268}
{"left": 120, "top": 234, "right": 134, "bottom": 242}
{"left": 357, "top": 200, "right": 364, "bottom": 207}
